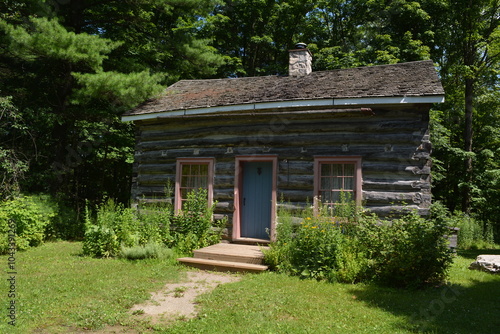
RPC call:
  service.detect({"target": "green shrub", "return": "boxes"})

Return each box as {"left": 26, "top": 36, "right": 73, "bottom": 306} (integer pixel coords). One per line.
{"left": 136, "top": 202, "right": 173, "bottom": 246}
{"left": 290, "top": 215, "right": 345, "bottom": 281}
{"left": 263, "top": 203, "right": 295, "bottom": 272}
{"left": 355, "top": 212, "right": 453, "bottom": 288}
{"left": 119, "top": 242, "right": 174, "bottom": 260}
{"left": 171, "top": 189, "right": 226, "bottom": 255}
{"left": 0, "top": 195, "right": 57, "bottom": 253}
{"left": 266, "top": 202, "right": 454, "bottom": 288}
{"left": 82, "top": 189, "right": 225, "bottom": 258}
{"left": 82, "top": 199, "right": 137, "bottom": 257}
{"left": 82, "top": 224, "right": 119, "bottom": 258}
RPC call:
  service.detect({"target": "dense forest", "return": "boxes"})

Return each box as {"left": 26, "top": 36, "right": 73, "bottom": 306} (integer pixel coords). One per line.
{"left": 1, "top": 0, "right": 499, "bottom": 240}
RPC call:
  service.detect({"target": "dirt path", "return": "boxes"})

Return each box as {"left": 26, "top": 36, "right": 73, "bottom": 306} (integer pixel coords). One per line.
{"left": 77, "top": 270, "right": 241, "bottom": 333}
{"left": 130, "top": 270, "right": 241, "bottom": 323}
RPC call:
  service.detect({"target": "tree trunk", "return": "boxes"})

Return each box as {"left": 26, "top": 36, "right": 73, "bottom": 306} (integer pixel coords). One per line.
{"left": 462, "top": 77, "right": 474, "bottom": 214}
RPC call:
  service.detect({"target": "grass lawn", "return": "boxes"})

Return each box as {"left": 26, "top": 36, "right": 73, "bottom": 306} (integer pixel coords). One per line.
{"left": 2, "top": 242, "right": 500, "bottom": 333}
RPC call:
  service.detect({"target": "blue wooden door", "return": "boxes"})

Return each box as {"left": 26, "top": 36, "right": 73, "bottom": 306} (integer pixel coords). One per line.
{"left": 241, "top": 161, "right": 272, "bottom": 239}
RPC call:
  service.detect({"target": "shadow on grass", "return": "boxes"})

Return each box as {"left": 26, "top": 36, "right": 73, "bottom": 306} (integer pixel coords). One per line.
{"left": 348, "top": 264, "right": 500, "bottom": 333}
{"left": 457, "top": 248, "right": 500, "bottom": 260}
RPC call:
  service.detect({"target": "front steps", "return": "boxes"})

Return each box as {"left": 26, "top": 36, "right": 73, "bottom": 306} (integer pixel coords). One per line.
{"left": 177, "top": 243, "right": 270, "bottom": 273}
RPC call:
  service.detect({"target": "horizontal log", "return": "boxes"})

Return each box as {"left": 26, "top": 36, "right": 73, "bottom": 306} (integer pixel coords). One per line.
{"left": 365, "top": 205, "right": 430, "bottom": 217}
{"left": 278, "top": 174, "right": 313, "bottom": 189}
{"left": 136, "top": 163, "right": 176, "bottom": 174}
{"left": 278, "top": 160, "right": 313, "bottom": 175}
{"left": 276, "top": 202, "right": 310, "bottom": 212}
{"left": 138, "top": 115, "right": 424, "bottom": 141}
{"left": 215, "top": 201, "right": 234, "bottom": 212}
{"left": 362, "top": 180, "right": 431, "bottom": 191}
{"left": 214, "top": 188, "right": 235, "bottom": 201}
{"left": 136, "top": 174, "right": 173, "bottom": 185}
{"left": 363, "top": 191, "right": 422, "bottom": 205}
{"left": 137, "top": 132, "right": 423, "bottom": 152}
{"left": 136, "top": 144, "right": 430, "bottom": 165}
{"left": 279, "top": 189, "right": 315, "bottom": 202}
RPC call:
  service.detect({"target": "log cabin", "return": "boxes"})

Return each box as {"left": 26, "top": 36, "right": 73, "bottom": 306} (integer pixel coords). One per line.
{"left": 122, "top": 45, "right": 445, "bottom": 243}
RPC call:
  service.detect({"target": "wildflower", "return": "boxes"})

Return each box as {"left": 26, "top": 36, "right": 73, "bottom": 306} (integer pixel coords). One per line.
{"left": 312, "top": 226, "right": 318, "bottom": 229}
{"left": 306, "top": 217, "right": 312, "bottom": 220}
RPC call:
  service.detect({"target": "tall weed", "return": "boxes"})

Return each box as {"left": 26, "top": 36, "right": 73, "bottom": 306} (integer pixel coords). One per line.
{"left": 431, "top": 201, "right": 496, "bottom": 249}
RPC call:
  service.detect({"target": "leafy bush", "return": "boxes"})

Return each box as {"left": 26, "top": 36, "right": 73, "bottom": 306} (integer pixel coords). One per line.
{"left": 82, "top": 224, "right": 119, "bottom": 258}
{"left": 136, "top": 202, "right": 173, "bottom": 246}
{"left": 0, "top": 195, "right": 57, "bottom": 253}
{"left": 82, "top": 189, "right": 225, "bottom": 258}
{"left": 265, "top": 202, "right": 454, "bottom": 288}
{"left": 172, "top": 189, "right": 226, "bottom": 255}
{"left": 82, "top": 199, "right": 137, "bottom": 257}
{"left": 355, "top": 212, "right": 453, "bottom": 288}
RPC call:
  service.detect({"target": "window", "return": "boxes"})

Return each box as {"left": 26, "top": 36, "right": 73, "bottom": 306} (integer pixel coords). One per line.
{"left": 314, "top": 157, "right": 362, "bottom": 207}
{"left": 174, "top": 158, "right": 214, "bottom": 212}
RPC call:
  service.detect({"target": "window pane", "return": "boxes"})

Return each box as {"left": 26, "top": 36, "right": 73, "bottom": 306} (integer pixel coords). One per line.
{"left": 182, "top": 164, "right": 190, "bottom": 175}
{"left": 321, "top": 176, "right": 331, "bottom": 190}
{"left": 199, "top": 164, "right": 208, "bottom": 176}
{"left": 344, "top": 164, "right": 354, "bottom": 176}
{"left": 333, "top": 176, "right": 342, "bottom": 190}
{"left": 181, "top": 176, "right": 190, "bottom": 188}
{"left": 199, "top": 177, "right": 208, "bottom": 189}
{"left": 344, "top": 177, "right": 354, "bottom": 190}
{"left": 192, "top": 164, "right": 200, "bottom": 175}
{"left": 321, "top": 163, "right": 331, "bottom": 176}
{"left": 332, "top": 164, "right": 342, "bottom": 177}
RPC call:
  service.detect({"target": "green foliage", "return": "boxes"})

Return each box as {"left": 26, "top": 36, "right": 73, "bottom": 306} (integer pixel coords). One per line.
{"left": 0, "top": 195, "right": 57, "bottom": 253}
{"left": 136, "top": 203, "right": 173, "bottom": 246}
{"left": 290, "top": 215, "right": 346, "bottom": 281}
{"left": 0, "top": 17, "right": 120, "bottom": 70}
{"left": 355, "top": 212, "right": 453, "bottom": 288}
{"left": 0, "top": 96, "right": 29, "bottom": 200}
{"left": 82, "top": 200, "right": 130, "bottom": 257}
{"left": 72, "top": 70, "right": 165, "bottom": 110}
{"left": 431, "top": 201, "right": 497, "bottom": 250}
{"left": 0, "top": 0, "right": 225, "bottom": 219}
{"left": 172, "top": 189, "right": 226, "bottom": 255}
{"left": 266, "top": 203, "right": 454, "bottom": 288}
{"left": 119, "top": 242, "right": 174, "bottom": 260}
{"left": 83, "top": 189, "right": 225, "bottom": 258}
{"left": 82, "top": 224, "right": 120, "bottom": 258}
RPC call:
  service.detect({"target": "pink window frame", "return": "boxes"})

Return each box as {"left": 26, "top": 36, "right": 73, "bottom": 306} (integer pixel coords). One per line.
{"left": 313, "top": 156, "right": 362, "bottom": 207}
{"left": 232, "top": 155, "right": 278, "bottom": 242}
{"left": 174, "top": 158, "right": 215, "bottom": 213}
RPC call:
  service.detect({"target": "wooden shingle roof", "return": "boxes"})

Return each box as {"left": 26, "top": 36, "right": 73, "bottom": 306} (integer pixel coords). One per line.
{"left": 124, "top": 60, "right": 444, "bottom": 119}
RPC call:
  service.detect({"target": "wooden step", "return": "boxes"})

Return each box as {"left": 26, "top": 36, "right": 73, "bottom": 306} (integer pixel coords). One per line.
{"left": 193, "top": 243, "right": 269, "bottom": 264}
{"left": 177, "top": 257, "right": 268, "bottom": 273}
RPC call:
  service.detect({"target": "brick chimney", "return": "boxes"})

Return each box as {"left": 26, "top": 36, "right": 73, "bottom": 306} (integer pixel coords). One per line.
{"left": 289, "top": 43, "right": 312, "bottom": 76}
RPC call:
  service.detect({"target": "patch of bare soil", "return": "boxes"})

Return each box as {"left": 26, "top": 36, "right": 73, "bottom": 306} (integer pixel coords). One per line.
{"left": 71, "top": 270, "right": 240, "bottom": 333}
{"left": 130, "top": 270, "right": 241, "bottom": 324}
{"left": 67, "top": 271, "right": 241, "bottom": 334}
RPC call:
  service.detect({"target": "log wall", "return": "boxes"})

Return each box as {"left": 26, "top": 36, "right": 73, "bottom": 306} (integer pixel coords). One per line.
{"left": 131, "top": 106, "right": 432, "bottom": 234}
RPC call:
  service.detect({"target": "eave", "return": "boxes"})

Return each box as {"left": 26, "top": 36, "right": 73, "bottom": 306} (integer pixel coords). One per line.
{"left": 121, "top": 95, "right": 445, "bottom": 122}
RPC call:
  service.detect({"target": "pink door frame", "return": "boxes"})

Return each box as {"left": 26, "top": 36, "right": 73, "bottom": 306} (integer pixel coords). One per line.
{"left": 232, "top": 155, "right": 278, "bottom": 242}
